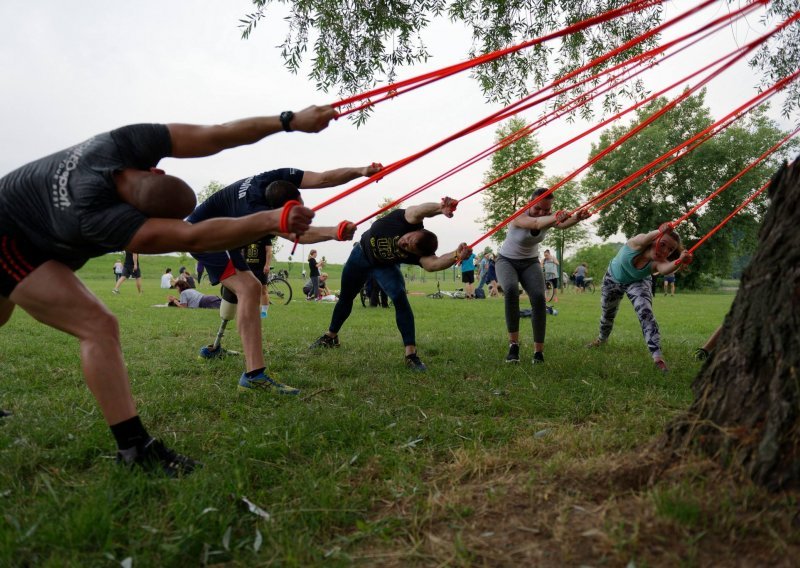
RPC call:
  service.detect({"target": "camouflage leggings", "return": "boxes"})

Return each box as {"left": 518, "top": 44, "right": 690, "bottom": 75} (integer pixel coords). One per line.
{"left": 597, "top": 269, "right": 662, "bottom": 359}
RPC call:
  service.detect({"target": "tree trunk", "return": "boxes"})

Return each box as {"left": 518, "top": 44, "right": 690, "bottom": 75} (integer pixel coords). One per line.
{"left": 662, "top": 157, "right": 800, "bottom": 491}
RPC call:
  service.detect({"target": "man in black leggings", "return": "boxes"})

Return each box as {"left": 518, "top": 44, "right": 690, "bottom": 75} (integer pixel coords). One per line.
{"left": 310, "top": 198, "right": 472, "bottom": 371}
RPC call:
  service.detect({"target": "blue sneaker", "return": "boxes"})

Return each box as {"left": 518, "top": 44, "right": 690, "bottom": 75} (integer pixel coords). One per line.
{"left": 238, "top": 372, "right": 300, "bottom": 395}
{"left": 198, "top": 345, "right": 239, "bottom": 360}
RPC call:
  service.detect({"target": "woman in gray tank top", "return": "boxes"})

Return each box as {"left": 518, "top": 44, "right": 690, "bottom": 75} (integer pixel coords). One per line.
{"left": 496, "top": 188, "right": 590, "bottom": 364}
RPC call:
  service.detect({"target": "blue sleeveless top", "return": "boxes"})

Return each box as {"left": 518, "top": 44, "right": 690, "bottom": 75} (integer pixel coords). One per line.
{"left": 609, "top": 245, "right": 652, "bottom": 284}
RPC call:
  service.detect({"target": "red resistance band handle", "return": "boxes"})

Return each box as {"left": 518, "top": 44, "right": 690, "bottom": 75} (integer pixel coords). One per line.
{"left": 336, "top": 221, "right": 352, "bottom": 241}
{"left": 280, "top": 200, "right": 301, "bottom": 234}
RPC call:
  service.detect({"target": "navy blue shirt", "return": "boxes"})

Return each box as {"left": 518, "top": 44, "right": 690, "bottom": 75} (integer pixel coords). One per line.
{"left": 187, "top": 168, "right": 304, "bottom": 223}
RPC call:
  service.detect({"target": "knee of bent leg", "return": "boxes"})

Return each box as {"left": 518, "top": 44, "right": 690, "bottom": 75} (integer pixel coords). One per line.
{"left": 87, "top": 304, "right": 120, "bottom": 341}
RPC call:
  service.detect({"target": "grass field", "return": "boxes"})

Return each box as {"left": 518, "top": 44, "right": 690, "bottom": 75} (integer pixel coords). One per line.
{"left": 1, "top": 255, "right": 797, "bottom": 566}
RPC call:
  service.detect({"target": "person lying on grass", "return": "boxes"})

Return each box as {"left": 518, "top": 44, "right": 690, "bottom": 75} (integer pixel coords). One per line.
{"left": 310, "top": 197, "right": 473, "bottom": 371}
{"left": 588, "top": 223, "right": 692, "bottom": 373}
{"left": 167, "top": 280, "right": 222, "bottom": 309}
{"left": 0, "top": 104, "right": 331, "bottom": 476}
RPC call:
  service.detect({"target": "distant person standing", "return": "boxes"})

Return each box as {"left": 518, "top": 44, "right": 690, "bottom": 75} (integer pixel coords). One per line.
{"left": 307, "top": 249, "right": 325, "bottom": 300}
{"left": 195, "top": 260, "right": 205, "bottom": 284}
{"left": 113, "top": 251, "right": 142, "bottom": 295}
{"left": 113, "top": 259, "right": 124, "bottom": 282}
{"left": 475, "top": 253, "right": 491, "bottom": 293}
{"left": 542, "top": 249, "right": 560, "bottom": 302}
{"left": 573, "top": 263, "right": 588, "bottom": 293}
{"left": 461, "top": 250, "right": 477, "bottom": 299}
{"left": 663, "top": 273, "right": 676, "bottom": 296}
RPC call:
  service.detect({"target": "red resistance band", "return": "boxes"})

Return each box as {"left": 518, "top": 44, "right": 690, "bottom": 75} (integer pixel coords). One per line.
{"left": 279, "top": 200, "right": 301, "bottom": 234}
{"left": 356, "top": 6, "right": 753, "bottom": 226}
{"left": 590, "top": 117, "right": 742, "bottom": 214}
{"left": 312, "top": 0, "right": 726, "bottom": 215}
{"left": 678, "top": 180, "right": 770, "bottom": 263}
{"left": 469, "top": 65, "right": 800, "bottom": 250}
{"left": 672, "top": 126, "right": 800, "bottom": 226}
{"left": 460, "top": 15, "right": 771, "bottom": 207}
{"left": 332, "top": 0, "right": 667, "bottom": 117}
{"left": 571, "top": 11, "right": 800, "bottom": 217}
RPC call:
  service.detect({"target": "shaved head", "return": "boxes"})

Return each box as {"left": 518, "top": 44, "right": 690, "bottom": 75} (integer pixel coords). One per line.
{"left": 115, "top": 169, "right": 197, "bottom": 219}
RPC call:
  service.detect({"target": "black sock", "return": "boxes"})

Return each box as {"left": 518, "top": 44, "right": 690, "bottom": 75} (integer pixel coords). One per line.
{"left": 245, "top": 367, "right": 265, "bottom": 378}
{"left": 110, "top": 415, "right": 150, "bottom": 451}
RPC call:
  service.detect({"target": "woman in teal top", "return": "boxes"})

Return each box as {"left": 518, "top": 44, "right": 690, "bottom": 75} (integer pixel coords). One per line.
{"left": 589, "top": 224, "right": 692, "bottom": 372}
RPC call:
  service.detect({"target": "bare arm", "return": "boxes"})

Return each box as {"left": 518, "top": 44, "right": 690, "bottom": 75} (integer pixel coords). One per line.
{"left": 419, "top": 242, "right": 473, "bottom": 272}
{"left": 628, "top": 229, "right": 661, "bottom": 250}
{"left": 300, "top": 163, "right": 382, "bottom": 189}
{"left": 274, "top": 221, "right": 356, "bottom": 245}
{"left": 126, "top": 207, "right": 314, "bottom": 254}
{"left": 404, "top": 197, "right": 458, "bottom": 224}
{"left": 167, "top": 105, "right": 336, "bottom": 158}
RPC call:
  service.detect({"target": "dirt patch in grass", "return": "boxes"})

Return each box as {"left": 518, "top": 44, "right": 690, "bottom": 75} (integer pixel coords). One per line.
{"left": 350, "top": 445, "right": 800, "bottom": 566}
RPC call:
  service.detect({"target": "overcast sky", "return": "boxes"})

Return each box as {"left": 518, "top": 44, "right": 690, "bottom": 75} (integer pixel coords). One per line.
{"left": 0, "top": 1, "right": 793, "bottom": 263}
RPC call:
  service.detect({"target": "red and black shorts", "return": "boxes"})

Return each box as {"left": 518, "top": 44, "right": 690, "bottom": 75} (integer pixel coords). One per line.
{"left": 191, "top": 250, "right": 250, "bottom": 286}
{"left": 0, "top": 233, "right": 51, "bottom": 298}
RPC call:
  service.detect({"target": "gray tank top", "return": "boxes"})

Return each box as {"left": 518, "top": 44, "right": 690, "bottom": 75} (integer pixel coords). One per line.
{"left": 498, "top": 223, "right": 549, "bottom": 260}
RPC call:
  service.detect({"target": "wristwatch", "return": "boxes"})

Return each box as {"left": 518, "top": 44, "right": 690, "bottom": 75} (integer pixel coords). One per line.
{"left": 280, "top": 110, "right": 294, "bottom": 132}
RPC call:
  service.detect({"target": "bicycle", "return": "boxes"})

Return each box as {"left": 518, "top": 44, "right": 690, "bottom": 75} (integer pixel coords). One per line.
{"left": 426, "top": 281, "right": 466, "bottom": 299}
{"left": 266, "top": 273, "right": 293, "bottom": 305}
{"left": 545, "top": 280, "right": 556, "bottom": 302}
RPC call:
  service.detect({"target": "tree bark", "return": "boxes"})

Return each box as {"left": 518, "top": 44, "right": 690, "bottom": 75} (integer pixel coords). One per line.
{"left": 662, "top": 156, "right": 800, "bottom": 491}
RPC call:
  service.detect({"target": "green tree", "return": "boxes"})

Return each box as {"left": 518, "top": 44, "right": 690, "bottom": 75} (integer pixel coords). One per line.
{"left": 241, "top": 1, "right": 798, "bottom": 116}
{"left": 565, "top": 242, "right": 622, "bottom": 283}
{"left": 241, "top": 0, "right": 662, "bottom": 113}
{"left": 581, "top": 92, "right": 797, "bottom": 287}
{"left": 479, "top": 116, "right": 544, "bottom": 244}
{"left": 197, "top": 180, "right": 225, "bottom": 204}
{"left": 376, "top": 196, "right": 401, "bottom": 219}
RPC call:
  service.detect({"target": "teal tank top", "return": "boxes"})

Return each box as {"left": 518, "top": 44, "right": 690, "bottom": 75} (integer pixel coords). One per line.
{"left": 608, "top": 245, "right": 652, "bottom": 285}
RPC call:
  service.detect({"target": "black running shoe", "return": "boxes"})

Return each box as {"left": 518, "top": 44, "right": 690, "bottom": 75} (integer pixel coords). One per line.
{"left": 310, "top": 334, "right": 340, "bottom": 349}
{"left": 532, "top": 351, "right": 545, "bottom": 365}
{"left": 505, "top": 343, "right": 520, "bottom": 364}
{"left": 694, "top": 347, "right": 710, "bottom": 361}
{"left": 0, "top": 409, "right": 11, "bottom": 419}
{"left": 405, "top": 353, "right": 427, "bottom": 372}
{"left": 117, "top": 438, "right": 200, "bottom": 477}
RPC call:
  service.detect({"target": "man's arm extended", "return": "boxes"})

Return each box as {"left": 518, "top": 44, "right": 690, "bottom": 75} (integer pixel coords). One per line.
{"left": 419, "top": 242, "right": 473, "bottom": 272}
{"left": 167, "top": 105, "right": 336, "bottom": 158}
{"left": 300, "top": 163, "right": 382, "bottom": 189}
{"left": 126, "top": 207, "right": 314, "bottom": 254}
{"left": 404, "top": 197, "right": 458, "bottom": 224}
{"left": 274, "top": 222, "right": 357, "bottom": 245}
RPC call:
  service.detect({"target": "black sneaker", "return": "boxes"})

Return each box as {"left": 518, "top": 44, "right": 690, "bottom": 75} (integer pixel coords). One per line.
{"left": 0, "top": 409, "right": 11, "bottom": 419}
{"left": 116, "top": 438, "right": 200, "bottom": 477}
{"left": 310, "top": 334, "right": 340, "bottom": 349}
{"left": 532, "top": 351, "right": 545, "bottom": 365}
{"left": 505, "top": 343, "right": 520, "bottom": 364}
{"left": 405, "top": 353, "right": 427, "bottom": 372}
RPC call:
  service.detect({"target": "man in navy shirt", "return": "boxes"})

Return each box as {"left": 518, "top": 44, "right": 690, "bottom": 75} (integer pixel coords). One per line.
{"left": 0, "top": 105, "right": 333, "bottom": 476}
{"left": 188, "top": 163, "right": 381, "bottom": 394}
{"left": 311, "top": 198, "right": 472, "bottom": 371}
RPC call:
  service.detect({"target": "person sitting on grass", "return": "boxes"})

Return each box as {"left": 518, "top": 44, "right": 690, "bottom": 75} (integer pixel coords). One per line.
{"left": 588, "top": 223, "right": 693, "bottom": 372}
{"left": 310, "top": 197, "right": 472, "bottom": 371}
{"left": 167, "top": 280, "right": 222, "bottom": 309}
{"left": 302, "top": 272, "right": 330, "bottom": 299}
{"left": 0, "top": 104, "right": 331, "bottom": 476}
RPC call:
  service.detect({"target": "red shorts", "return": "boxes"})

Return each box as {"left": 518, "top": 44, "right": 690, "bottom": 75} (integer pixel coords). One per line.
{"left": 0, "top": 234, "right": 50, "bottom": 298}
